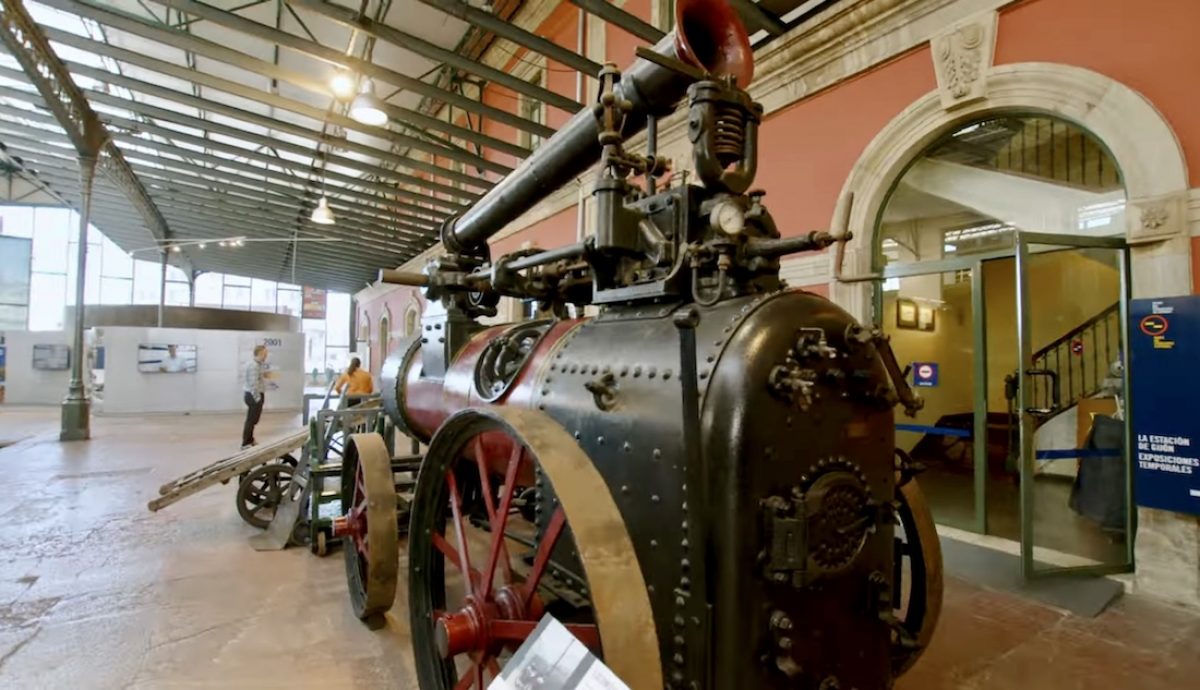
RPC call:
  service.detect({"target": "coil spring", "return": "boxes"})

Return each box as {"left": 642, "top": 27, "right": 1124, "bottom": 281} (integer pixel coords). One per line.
{"left": 713, "top": 103, "right": 747, "bottom": 167}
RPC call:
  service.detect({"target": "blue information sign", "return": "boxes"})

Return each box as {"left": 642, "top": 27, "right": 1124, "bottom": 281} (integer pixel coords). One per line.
{"left": 1130, "top": 296, "right": 1200, "bottom": 516}
{"left": 912, "top": 362, "right": 938, "bottom": 388}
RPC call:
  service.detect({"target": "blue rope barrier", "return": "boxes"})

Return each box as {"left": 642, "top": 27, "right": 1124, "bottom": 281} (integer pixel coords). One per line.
{"left": 895, "top": 424, "right": 972, "bottom": 438}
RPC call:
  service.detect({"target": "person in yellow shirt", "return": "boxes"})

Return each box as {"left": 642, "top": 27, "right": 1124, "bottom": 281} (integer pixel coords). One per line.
{"left": 335, "top": 357, "right": 374, "bottom": 398}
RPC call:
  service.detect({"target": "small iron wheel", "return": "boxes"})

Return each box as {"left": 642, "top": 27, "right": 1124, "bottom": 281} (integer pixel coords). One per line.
{"left": 333, "top": 433, "right": 399, "bottom": 625}
{"left": 408, "top": 407, "right": 661, "bottom": 690}
{"left": 236, "top": 462, "right": 295, "bottom": 529}
{"left": 891, "top": 478, "right": 944, "bottom": 676}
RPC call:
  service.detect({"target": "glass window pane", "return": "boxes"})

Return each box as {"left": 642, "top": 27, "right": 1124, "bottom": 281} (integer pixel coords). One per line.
{"left": 0, "top": 304, "right": 28, "bottom": 330}
{"left": 165, "top": 281, "right": 190, "bottom": 306}
{"left": 878, "top": 115, "right": 1126, "bottom": 270}
{"left": 101, "top": 237, "right": 133, "bottom": 278}
{"left": 325, "top": 292, "right": 350, "bottom": 347}
{"left": 100, "top": 277, "right": 132, "bottom": 305}
{"left": 0, "top": 206, "right": 35, "bottom": 238}
{"left": 223, "top": 285, "right": 250, "bottom": 310}
{"left": 250, "top": 278, "right": 277, "bottom": 312}
{"left": 277, "top": 289, "right": 301, "bottom": 316}
{"left": 28, "top": 273, "right": 66, "bottom": 330}
{"left": 194, "top": 272, "right": 223, "bottom": 307}
{"left": 165, "top": 264, "right": 188, "bottom": 282}
{"left": 133, "top": 259, "right": 163, "bottom": 305}
{"left": 85, "top": 217, "right": 103, "bottom": 244}
{"left": 326, "top": 346, "right": 349, "bottom": 373}
{"left": 303, "top": 320, "right": 327, "bottom": 373}
{"left": 223, "top": 273, "right": 251, "bottom": 287}
{"left": 31, "top": 219, "right": 69, "bottom": 274}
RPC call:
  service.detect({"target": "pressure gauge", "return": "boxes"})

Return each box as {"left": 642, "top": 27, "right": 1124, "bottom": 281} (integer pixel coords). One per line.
{"left": 710, "top": 200, "right": 746, "bottom": 236}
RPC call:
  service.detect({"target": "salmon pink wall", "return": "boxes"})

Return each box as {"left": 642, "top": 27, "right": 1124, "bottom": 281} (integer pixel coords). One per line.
{"left": 800, "top": 282, "right": 830, "bottom": 298}
{"left": 606, "top": 0, "right": 654, "bottom": 68}
{"left": 995, "top": 0, "right": 1200, "bottom": 184}
{"left": 358, "top": 287, "right": 424, "bottom": 377}
{"left": 1193, "top": 238, "right": 1200, "bottom": 295}
{"left": 753, "top": 47, "right": 937, "bottom": 238}
{"left": 490, "top": 206, "right": 578, "bottom": 257}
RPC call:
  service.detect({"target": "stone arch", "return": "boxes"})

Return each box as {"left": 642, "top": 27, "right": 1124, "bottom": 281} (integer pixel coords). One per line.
{"left": 379, "top": 305, "right": 392, "bottom": 363}
{"left": 358, "top": 312, "right": 370, "bottom": 343}
{"left": 404, "top": 303, "right": 420, "bottom": 337}
{"left": 830, "top": 61, "right": 1190, "bottom": 322}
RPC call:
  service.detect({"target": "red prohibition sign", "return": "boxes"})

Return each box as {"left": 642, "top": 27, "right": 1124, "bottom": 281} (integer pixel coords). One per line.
{"left": 1139, "top": 314, "right": 1170, "bottom": 337}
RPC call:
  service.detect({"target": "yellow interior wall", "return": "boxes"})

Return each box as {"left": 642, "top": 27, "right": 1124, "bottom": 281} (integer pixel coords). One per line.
{"left": 884, "top": 281, "right": 975, "bottom": 452}
{"left": 883, "top": 250, "right": 1120, "bottom": 451}
{"left": 982, "top": 251, "right": 1120, "bottom": 411}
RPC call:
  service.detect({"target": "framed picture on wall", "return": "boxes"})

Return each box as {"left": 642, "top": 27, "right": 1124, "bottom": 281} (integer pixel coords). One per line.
{"left": 137, "top": 344, "right": 198, "bottom": 373}
{"left": 896, "top": 298, "right": 919, "bottom": 329}
{"left": 32, "top": 344, "right": 70, "bottom": 370}
{"left": 917, "top": 304, "right": 937, "bottom": 331}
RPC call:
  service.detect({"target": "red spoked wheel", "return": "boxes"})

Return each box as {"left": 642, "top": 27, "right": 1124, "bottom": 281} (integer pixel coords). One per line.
{"left": 408, "top": 407, "right": 662, "bottom": 690}
{"left": 334, "top": 433, "right": 399, "bottom": 628}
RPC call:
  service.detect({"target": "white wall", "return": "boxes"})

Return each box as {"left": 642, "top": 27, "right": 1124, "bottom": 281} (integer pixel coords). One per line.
{"left": 3, "top": 330, "right": 73, "bottom": 405}
{"left": 94, "top": 327, "right": 304, "bottom": 415}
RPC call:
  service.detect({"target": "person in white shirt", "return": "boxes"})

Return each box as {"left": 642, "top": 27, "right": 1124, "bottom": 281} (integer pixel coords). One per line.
{"left": 160, "top": 344, "right": 188, "bottom": 373}
{"left": 242, "top": 345, "right": 267, "bottom": 448}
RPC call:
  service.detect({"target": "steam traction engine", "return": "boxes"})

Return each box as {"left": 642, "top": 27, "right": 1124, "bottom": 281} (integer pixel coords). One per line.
{"left": 332, "top": 1, "right": 942, "bottom": 688}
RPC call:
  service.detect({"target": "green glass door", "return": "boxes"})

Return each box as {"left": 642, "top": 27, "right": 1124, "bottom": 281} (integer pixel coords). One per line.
{"left": 1014, "top": 232, "right": 1134, "bottom": 577}
{"left": 882, "top": 263, "right": 989, "bottom": 534}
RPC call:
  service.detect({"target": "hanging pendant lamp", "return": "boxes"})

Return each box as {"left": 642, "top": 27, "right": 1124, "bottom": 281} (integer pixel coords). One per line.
{"left": 311, "top": 196, "right": 336, "bottom": 225}
{"left": 349, "top": 78, "right": 388, "bottom": 126}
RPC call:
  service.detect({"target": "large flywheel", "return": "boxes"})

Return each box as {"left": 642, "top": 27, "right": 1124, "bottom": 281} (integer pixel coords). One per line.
{"left": 334, "top": 433, "right": 399, "bottom": 628}
{"left": 891, "top": 474, "right": 944, "bottom": 676}
{"left": 408, "top": 407, "right": 662, "bottom": 690}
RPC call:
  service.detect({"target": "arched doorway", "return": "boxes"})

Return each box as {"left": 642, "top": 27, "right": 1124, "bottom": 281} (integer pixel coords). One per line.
{"left": 877, "top": 112, "right": 1128, "bottom": 573}
{"left": 379, "top": 307, "right": 391, "bottom": 367}
{"left": 833, "top": 63, "right": 1190, "bottom": 580}
{"left": 404, "top": 304, "right": 419, "bottom": 337}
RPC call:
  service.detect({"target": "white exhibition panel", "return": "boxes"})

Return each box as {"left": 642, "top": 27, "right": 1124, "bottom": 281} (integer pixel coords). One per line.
{"left": 3, "top": 330, "right": 72, "bottom": 405}
{"left": 95, "top": 327, "right": 303, "bottom": 415}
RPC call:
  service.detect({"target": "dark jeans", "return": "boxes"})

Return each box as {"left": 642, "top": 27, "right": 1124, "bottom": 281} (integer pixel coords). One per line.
{"left": 242, "top": 391, "right": 264, "bottom": 446}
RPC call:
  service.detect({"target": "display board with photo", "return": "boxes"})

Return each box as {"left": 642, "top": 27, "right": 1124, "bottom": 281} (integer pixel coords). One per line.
{"left": 32, "top": 344, "right": 70, "bottom": 370}
{"left": 137, "top": 343, "right": 198, "bottom": 373}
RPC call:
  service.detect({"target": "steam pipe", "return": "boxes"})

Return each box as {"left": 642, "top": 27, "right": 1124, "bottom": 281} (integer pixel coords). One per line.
{"left": 441, "top": 0, "right": 752, "bottom": 254}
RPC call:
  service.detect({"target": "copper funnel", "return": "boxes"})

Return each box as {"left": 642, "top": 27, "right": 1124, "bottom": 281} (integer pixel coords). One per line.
{"left": 674, "top": 0, "right": 755, "bottom": 87}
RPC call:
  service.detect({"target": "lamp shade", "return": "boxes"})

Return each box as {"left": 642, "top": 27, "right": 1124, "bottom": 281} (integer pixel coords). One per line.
{"left": 349, "top": 79, "right": 388, "bottom": 126}
{"left": 311, "top": 196, "right": 336, "bottom": 225}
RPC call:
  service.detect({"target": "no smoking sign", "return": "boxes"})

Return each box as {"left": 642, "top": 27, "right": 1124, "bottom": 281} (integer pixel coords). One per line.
{"left": 913, "top": 362, "right": 939, "bottom": 388}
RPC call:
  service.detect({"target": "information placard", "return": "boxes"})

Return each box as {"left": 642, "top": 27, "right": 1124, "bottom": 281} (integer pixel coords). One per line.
{"left": 1130, "top": 296, "right": 1200, "bottom": 516}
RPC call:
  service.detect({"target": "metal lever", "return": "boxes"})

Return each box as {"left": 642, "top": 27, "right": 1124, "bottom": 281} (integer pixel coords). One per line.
{"left": 1024, "top": 369, "right": 1061, "bottom": 416}
{"left": 830, "top": 192, "right": 885, "bottom": 284}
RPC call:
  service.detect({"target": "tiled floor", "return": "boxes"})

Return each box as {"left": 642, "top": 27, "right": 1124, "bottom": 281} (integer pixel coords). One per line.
{"left": 0, "top": 405, "right": 1196, "bottom": 689}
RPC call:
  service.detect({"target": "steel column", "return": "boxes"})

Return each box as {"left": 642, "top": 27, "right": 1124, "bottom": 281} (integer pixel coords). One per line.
{"left": 158, "top": 251, "right": 167, "bottom": 327}
{"left": 970, "top": 260, "right": 988, "bottom": 535}
{"left": 62, "top": 155, "right": 96, "bottom": 441}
